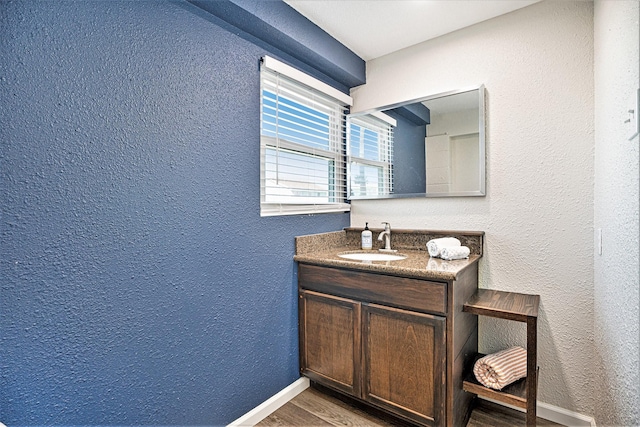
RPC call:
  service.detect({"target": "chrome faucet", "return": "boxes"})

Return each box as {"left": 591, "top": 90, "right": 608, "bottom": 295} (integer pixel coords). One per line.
{"left": 377, "top": 222, "right": 396, "bottom": 253}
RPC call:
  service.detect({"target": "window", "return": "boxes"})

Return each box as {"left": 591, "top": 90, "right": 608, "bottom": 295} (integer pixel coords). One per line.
{"left": 347, "top": 113, "right": 395, "bottom": 198}
{"left": 260, "top": 56, "right": 352, "bottom": 216}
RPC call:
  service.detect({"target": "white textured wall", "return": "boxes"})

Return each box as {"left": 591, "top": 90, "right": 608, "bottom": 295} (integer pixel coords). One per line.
{"left": 350, "top": 1, "right": 595, "bottom": 416}
{"left": 593, "top": 1, "right": 640, "bottom": 426}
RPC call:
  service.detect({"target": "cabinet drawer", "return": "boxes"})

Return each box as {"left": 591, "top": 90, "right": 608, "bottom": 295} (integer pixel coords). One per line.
{"left": 298, "top": 264, "right": 447, "bottom": 315}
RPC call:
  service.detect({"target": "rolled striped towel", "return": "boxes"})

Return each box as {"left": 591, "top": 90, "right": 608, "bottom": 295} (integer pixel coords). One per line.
{"left": 440, "top": 246, "right": 470, "bottom": 260}
{"left": 427, "top": 237, "right": 461, "bottom": 257}
{"left": 473, "top": 346, "right": 527, "bottom": 390}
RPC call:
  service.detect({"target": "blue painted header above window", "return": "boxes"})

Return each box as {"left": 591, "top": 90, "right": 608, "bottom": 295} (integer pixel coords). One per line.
{"left": 186, "top": 0, "right": 366, "bottom": 89}
{"left": 392, "top": 103, "right": 431, "bottom": 126}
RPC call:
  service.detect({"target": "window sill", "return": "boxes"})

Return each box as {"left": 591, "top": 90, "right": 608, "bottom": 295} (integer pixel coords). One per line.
{"left": 260, "top": 203, "right": 351, "bottom": 217}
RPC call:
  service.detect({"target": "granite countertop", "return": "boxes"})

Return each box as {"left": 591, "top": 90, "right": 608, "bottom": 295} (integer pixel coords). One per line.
{"left": 294, "top": 228, "right": 484, "bottom": 281}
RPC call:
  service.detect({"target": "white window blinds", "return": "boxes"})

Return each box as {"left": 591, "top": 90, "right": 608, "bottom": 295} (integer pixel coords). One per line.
{"left": 347, "top": 114, "right": 395, "bottom": 198}
{"left": 260, "top": 56, "right": 352, "bottom": 216}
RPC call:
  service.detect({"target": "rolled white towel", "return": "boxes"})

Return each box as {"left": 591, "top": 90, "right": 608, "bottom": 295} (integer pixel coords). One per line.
{"left": 473, "top": 346, "right": 527, "bottom": 390}
{"left": 427, "top": 237, "right": 461, "bottom": 257}
{"left": 439, "top": 246, "right": 470, "bottom": 260}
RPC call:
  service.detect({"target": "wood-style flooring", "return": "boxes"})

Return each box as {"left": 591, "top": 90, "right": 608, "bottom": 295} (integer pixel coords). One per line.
{"left": 256, "top": 385, "right": 564, "bottom": 427}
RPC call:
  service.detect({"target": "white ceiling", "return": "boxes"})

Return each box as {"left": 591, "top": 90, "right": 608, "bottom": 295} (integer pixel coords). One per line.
{"left": 284, "top": 0, "right": 540, "bottom": 61}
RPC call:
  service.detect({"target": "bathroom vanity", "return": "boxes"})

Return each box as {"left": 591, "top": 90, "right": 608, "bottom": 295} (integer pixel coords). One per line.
{"left": 294, "top": 228, "right": 484, "bottom": 427}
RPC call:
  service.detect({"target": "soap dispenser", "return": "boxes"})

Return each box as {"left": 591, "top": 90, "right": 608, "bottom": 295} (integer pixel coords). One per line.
{"left": 361, "top": 223, "right": 372, "bottom": 250}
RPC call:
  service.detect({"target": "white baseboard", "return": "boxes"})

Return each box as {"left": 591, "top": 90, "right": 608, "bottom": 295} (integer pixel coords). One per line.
{"left": 480, "top": 397, "right": 597, "bottom": 427}
{"left": 227, "top": 377, "right": 310, "bottom": 427}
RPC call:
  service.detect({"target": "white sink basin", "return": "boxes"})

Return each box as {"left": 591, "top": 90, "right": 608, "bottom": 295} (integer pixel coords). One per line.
{"left": 338, "top": 252, "right": 407, "bottom": 262}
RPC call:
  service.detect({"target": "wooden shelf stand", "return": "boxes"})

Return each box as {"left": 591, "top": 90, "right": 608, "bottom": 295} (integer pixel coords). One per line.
{"left": 462, "top": 289, "right": 540, "bottom": 427}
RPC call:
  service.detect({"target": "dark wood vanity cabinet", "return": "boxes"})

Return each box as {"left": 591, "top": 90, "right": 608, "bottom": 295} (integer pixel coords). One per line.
{"left": 298, "top": 263, "right": 479, "bottom": 427}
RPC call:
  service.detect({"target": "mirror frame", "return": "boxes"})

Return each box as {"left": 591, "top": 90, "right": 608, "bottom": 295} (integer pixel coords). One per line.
{"left": 347, "top": 85, "right": 486, "bottom": 199}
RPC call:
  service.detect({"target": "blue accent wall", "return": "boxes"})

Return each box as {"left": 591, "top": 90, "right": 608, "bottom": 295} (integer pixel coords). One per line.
{"left": 0, "top": 1, "right": 353, "bottom": 425}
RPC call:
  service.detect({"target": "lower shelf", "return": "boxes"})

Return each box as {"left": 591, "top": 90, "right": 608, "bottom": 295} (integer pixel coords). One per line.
{"left": 462, "top": 353, "right": 538, "bottom": 410}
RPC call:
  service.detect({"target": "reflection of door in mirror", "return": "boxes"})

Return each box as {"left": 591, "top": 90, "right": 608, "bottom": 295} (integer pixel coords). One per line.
{"left": 425, "top": 134, "right": 451, "bottom": 193}
{"left": 424, "top": 90, "right": 480, "bottom": 195}
{"left": 451, "top": 133, "right": 479, "bottom": 192}
{"left": 426, "top": 133, "right": 480, "bottom": 193}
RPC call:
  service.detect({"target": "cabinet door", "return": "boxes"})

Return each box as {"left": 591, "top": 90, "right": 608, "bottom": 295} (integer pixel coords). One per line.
{"left": 363, "top": 303, "right": 446, "bottom": 426}
{"left": 299, "top": 290, "right": 361, "bottom": 396}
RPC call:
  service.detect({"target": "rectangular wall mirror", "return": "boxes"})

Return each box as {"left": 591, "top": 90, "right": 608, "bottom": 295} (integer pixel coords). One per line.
{"left": 347, "top": 85, "right": 486, "bottom": 199}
